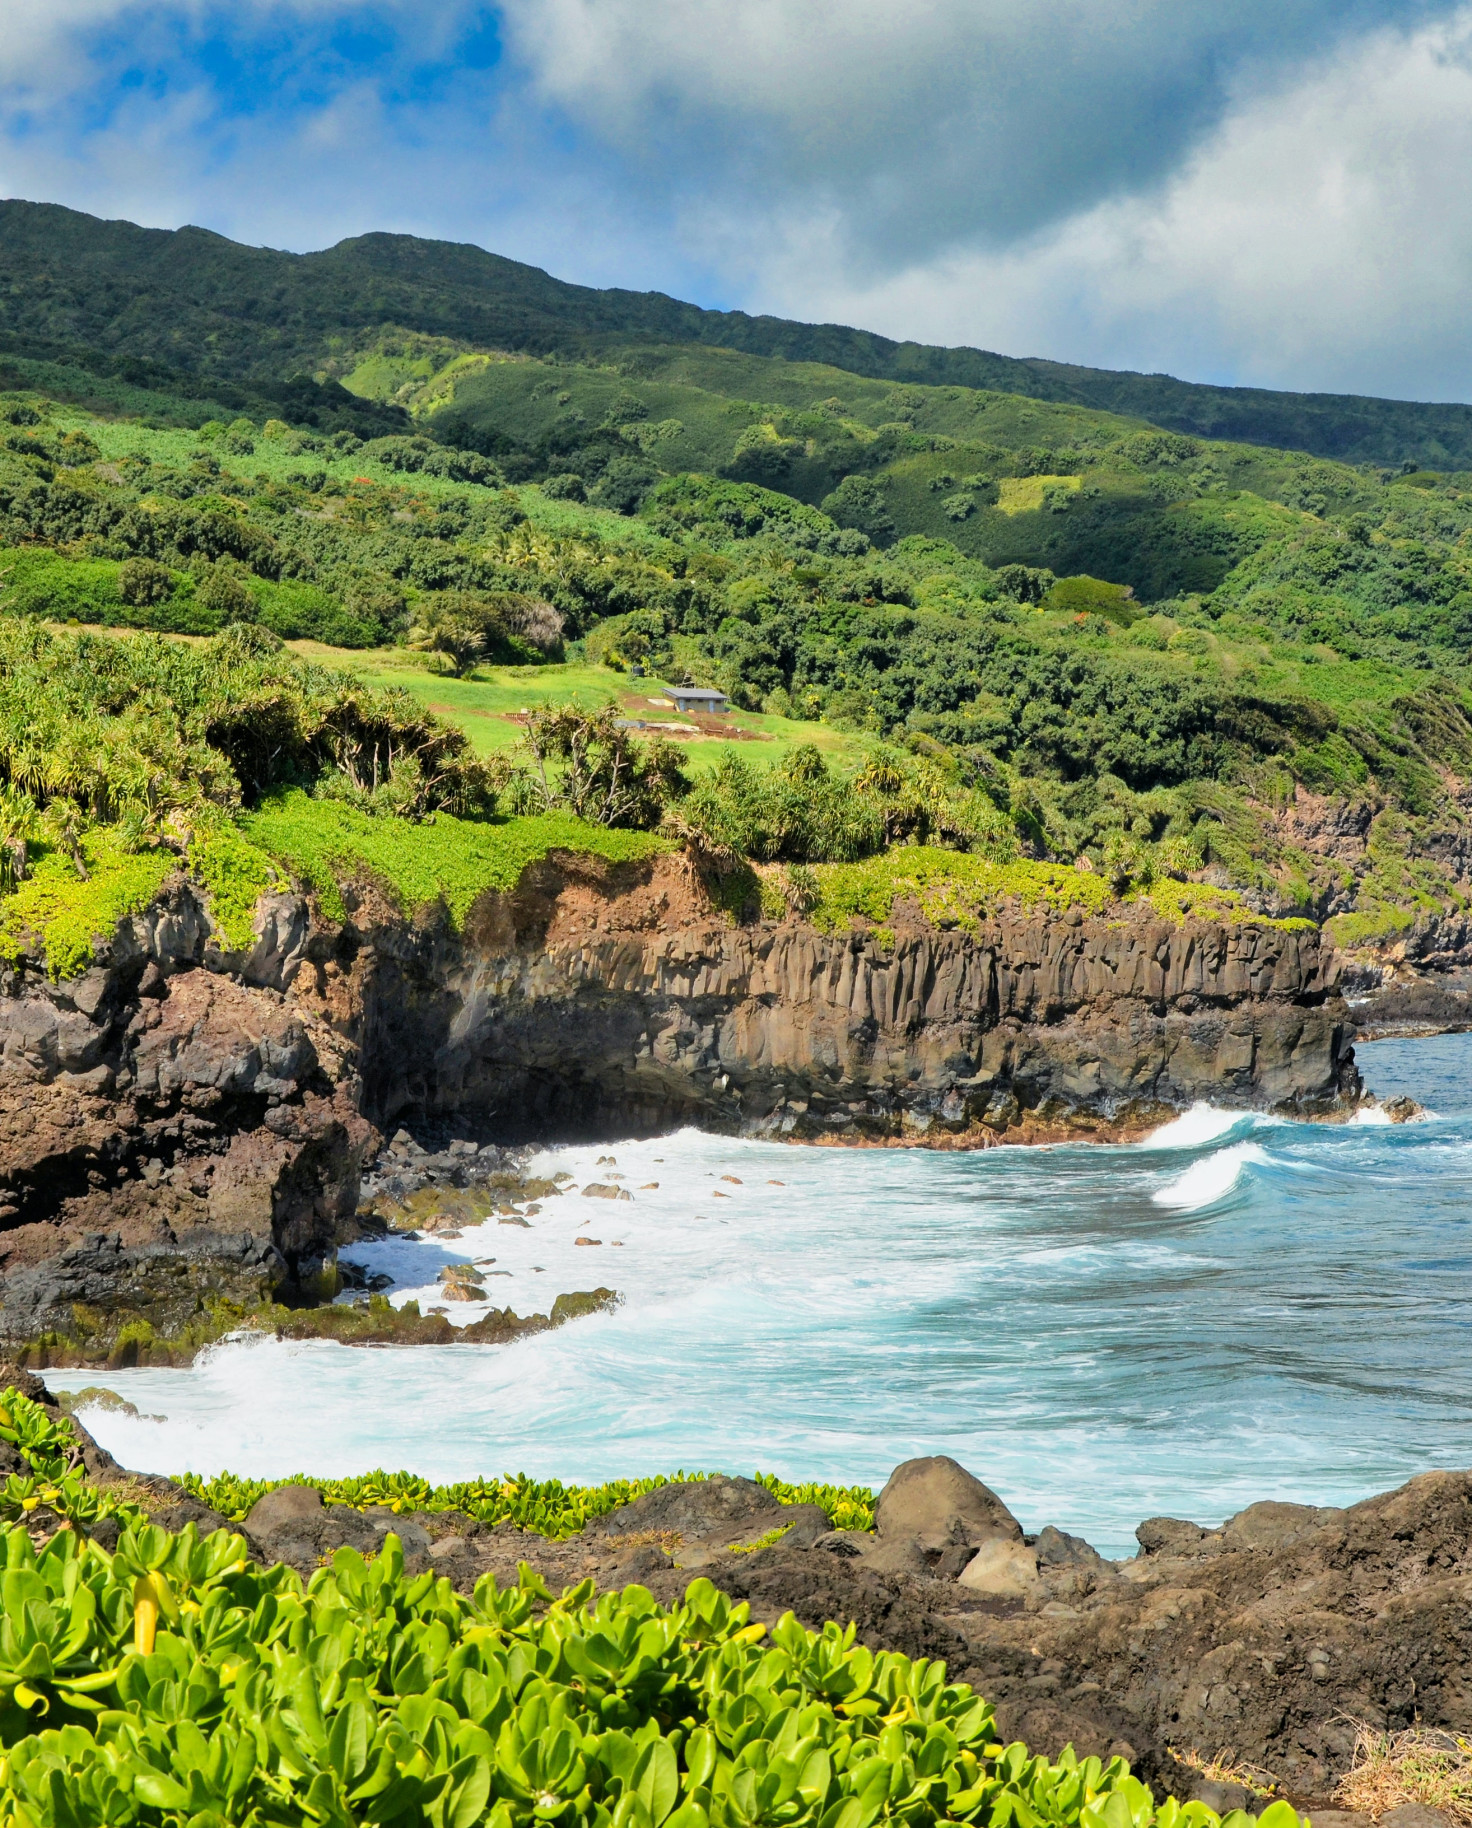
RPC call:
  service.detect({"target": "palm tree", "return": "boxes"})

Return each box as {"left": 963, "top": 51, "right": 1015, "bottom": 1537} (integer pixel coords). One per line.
{"left": 41, "top": 798, "right": 91, "bottom": 881}
{"left": 0, "top": 786, "right": 37, "bottom": 890}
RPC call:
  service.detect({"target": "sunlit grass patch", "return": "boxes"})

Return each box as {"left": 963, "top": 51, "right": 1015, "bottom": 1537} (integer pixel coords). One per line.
{"left": 0, "top": 831, "right": 176, "bottom": 979}
{"left": 241, "top": 789, "right": 671, "bottom": 926}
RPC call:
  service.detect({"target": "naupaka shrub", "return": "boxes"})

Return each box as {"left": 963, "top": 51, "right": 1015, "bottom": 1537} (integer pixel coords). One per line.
{"left": 0, "top": 1514, "right": 1308, "bottom": 1828}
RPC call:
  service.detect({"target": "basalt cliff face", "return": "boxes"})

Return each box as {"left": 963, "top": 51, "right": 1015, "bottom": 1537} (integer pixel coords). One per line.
{"left": 0, "top": 851, "right": 1360, "bottom": 1352}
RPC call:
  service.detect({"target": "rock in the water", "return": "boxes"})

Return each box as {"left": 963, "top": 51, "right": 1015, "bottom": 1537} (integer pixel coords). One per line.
{"left": 582, "top": 1184, "right": 632, "bottom": 1201}
{"left": 876, "top": 1456, "right": 1023, "bottom": 1555}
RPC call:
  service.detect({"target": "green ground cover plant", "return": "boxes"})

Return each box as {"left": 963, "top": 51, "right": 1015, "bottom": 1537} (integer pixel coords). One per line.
{"left": 0, "top": 1516, "right": 1301, "bottom": 1828}
{"left": 0, "top": 1386, "right": 1299, "bottom": 1828}
{"left": 239, "top": 793, "right": 670, "bottom": 928}
{"left": 781, "top": 850, "right": 1309, "bottom": 937}
{"left": 0, "top": 831, "right": 177, "bottom": 979}
{"left": 176, "top": 1469, "right": 876, "bottom": 1537}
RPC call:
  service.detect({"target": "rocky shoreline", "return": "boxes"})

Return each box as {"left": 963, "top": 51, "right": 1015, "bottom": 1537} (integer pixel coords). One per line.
{"left": 21, "top": 1368, "right": 1468, "bottom": 1820}
{"left": 0, "top": 850, "right": 1363, "bottom": 1354}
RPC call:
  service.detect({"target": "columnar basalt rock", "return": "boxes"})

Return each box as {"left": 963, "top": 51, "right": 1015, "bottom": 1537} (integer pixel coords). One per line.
{"left": 343, "top": 860, "right": 1359, "bottom": 1144}
{"left": 0, "top": 853, "right": 1359, "bottom": 1347}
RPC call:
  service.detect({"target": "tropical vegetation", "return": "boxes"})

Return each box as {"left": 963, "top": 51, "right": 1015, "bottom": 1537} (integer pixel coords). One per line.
{"left": 0, "top": 1386, "right": 1299, "bottom": 1828}
{"left": 1, "top": 205, "right": 1472, "bottom": 957}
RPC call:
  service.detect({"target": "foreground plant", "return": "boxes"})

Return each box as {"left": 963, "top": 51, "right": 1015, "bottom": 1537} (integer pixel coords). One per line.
{"left": 0, "top": 1512, "right": 1306, "bottom": 1828}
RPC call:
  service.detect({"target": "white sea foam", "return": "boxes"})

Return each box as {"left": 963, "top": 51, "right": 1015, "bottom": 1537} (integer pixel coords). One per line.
{"left": 1349, "top": 1105, "right": 1394, "bottom": 1125}
{"left": 36, "top": 1037, "right": 1472, "bottom": 1559}
{"left": 1136, "top": 1104, "right": 1248, "bottom": 1151}
{"left": 1150, "top": 1141, "right": 1269, "bottom": 1211}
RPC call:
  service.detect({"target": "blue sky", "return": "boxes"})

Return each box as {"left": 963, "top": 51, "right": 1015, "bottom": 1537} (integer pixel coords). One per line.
{"left": 4, "top": 0, "right": 1472, "bottom": 399}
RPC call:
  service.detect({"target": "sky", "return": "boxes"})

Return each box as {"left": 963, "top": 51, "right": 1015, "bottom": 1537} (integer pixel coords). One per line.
{"left": 2, "top": 0, "right": 1471, "bottom": 401}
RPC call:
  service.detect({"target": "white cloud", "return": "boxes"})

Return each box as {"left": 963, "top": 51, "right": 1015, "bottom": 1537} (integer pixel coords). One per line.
{"left": 740, "top": 7, "right": 1472, "bottom": 399}
{"left": 499, "top": 0, "right": 1445, "bottom": 261}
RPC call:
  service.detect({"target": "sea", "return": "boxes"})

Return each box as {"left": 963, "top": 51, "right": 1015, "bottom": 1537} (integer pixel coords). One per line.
{"left": 44, "top": 1032, "right": 1472, "bottom": 1559}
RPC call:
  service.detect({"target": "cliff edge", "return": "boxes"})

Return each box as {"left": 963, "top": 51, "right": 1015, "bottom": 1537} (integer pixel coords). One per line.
{"left": 0, "top": 851, "right": 1359, "bottom": 1354}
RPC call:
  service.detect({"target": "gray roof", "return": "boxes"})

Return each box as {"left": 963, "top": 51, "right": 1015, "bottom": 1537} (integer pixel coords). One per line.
{"left": 665, "top": 685, "right": 728, "bottom": 698}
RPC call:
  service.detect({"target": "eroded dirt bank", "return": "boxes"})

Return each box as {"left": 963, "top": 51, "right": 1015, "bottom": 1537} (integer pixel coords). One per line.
{"left": 0, "top": 852, "right": 1359, "bottom": 1352}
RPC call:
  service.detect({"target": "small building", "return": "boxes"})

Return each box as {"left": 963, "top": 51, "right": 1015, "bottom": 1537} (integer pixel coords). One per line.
{"left": 660, "top": 684, "right": 730, "bottom": 715}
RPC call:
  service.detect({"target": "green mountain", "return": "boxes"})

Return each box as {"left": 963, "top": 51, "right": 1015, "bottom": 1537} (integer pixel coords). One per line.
{"left": 3, "top": 194, "right": 1472, "bottom": 958}
{"left": 4, "top": 197, "right": 1472, "bottom": 469}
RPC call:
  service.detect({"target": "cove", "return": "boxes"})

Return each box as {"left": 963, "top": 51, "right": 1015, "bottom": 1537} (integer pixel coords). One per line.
{"left": 47, "top": 1033, "right": 1472, "bottom": 1560}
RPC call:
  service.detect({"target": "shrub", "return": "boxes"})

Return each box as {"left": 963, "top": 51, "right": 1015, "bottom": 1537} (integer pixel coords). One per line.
{"left": 543, "top": 472, "right": 587, "bottom": 501}
{"left": 509, "top": 706, "right": 689, "bottom": 829}
{"left": 681, "top": 748, "right": 885, "bottom": 863}
{"left": 117, "top": 558, "right": 175, "bottom": 608}
{"left": 195, "top": 568, "right": 257, "bottom": 622}
{"left": 0, "top": 1511, "right": 1301, "bottom": 1828}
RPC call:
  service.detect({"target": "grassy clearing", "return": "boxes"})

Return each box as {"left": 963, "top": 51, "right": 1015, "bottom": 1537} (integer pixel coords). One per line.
{"left": 240, "top": 790, "right": 671, "bottom": 926}
{"left": 307, "top": 648, "right": 867, "bottom": 771}
{"left": 995, "top": 474, "right": 1081, "bottom": 515}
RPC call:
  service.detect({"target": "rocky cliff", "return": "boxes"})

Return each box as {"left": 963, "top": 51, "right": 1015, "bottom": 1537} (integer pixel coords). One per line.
{"left": 0, "top": 851, "right": 1360, "bottom": 1352}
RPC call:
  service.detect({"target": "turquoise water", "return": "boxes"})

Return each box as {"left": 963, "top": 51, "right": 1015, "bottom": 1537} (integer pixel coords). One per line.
{"left": 49, "top": 1035, "right": 1472, "bottom": 1558}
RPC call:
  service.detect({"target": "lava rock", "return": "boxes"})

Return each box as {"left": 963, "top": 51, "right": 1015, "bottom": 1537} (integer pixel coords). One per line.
{"left": 876, "top": 1455, "right": 1023, "bottom": 1556}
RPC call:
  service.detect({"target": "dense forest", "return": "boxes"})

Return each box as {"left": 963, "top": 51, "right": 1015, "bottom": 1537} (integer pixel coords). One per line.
{"left": 0, "top": 200, "right": 1470, "bottom": 954}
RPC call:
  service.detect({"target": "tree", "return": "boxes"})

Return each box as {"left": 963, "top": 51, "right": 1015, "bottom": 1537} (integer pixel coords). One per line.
{"left": 820, "top": 475, "right": 896, "bottom": 548}
{"left": 0, "top": 786, "right": 37, "bottom": 888}
{"left": 512, "top": 705, "right": 688, "bottom": 828}
{"left": 41, "top": 796, "right": 91, "bottom": 880}
{"left": 407, "top": 595, "right": 493, "bottom": 677}
{"left": 118, "top": 558, "right": 175, "bottom": 607}
{"left": 197, "top": 568, "right": 257, "bottom": 622}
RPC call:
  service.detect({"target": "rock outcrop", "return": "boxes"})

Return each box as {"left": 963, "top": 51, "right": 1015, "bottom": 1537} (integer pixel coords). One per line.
{"left": 342, "top": 853, "right": 1359, "bottom": 1145}
{"left": 0, "top": 877, "right": 369, "bottom": 1351}
{"left": 0, "top": 851, "right": 1360, "bottom": 1350}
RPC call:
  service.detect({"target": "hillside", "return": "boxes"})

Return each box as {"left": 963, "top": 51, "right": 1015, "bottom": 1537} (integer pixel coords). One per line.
{"left": 1, "top": 194, "right": 1472, "bottom": 964}
{"left": 5, "top": 198, "right": 1472, "bottom": 468}
{"left": 0, "top": 368, "right": 1469, "bottom": 959}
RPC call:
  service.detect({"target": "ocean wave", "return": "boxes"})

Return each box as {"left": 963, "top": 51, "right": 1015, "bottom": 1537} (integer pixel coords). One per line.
{"left": 1137, "top": 1104, "right": 1253, "bottom": 1151}
{"left": 38, "top": 1033, "right": 1472, "bottom": 1549}
{"left": 1151, "top": 1141, "right": 1270, "bottom": 1211}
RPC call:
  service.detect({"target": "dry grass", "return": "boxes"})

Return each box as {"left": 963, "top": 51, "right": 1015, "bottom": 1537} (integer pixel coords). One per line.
{"left": 1336, "top": 1725, "right": 1472, "bottom": 1824}
{"left": 603, "top": 1529, "right": 684, "bottom": 1553}
{"left": 1168, "top": 1746, "right": 1282, "bottom": 1800}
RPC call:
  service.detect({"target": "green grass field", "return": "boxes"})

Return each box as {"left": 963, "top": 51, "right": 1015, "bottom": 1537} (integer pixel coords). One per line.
{"left": 294, "top": 645, "right": 869, "bottom": 772}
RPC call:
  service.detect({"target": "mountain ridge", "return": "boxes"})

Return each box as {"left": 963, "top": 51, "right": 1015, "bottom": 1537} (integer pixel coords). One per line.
{"left": 4, "top": 197, "right": 1472, "bottom": 468}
